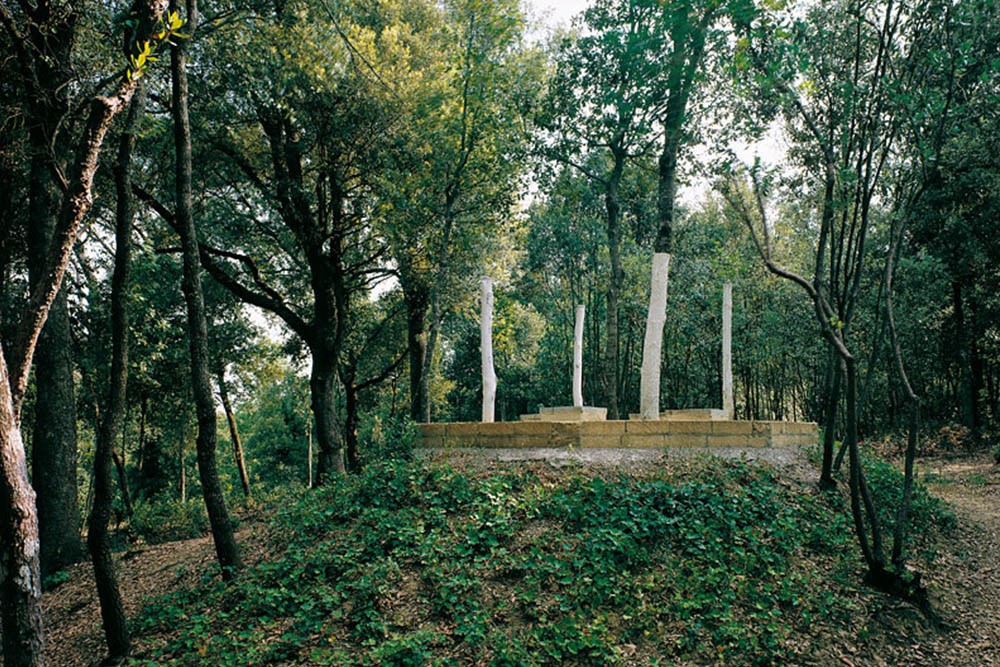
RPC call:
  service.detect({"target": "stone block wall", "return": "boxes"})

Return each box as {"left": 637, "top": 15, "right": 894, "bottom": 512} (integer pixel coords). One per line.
{"left": 416, "top": 420, "right": 818, "bottom": 451}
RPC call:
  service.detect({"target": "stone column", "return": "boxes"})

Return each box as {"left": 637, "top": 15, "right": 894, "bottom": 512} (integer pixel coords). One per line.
{"left": 481, "top": 277, "right": 496, "bottom": 422}
{"left": 639, "top": 253, "right": 671, "bottom": 419}
{"left": 573, "top": 304, "right": 585, "bottom": 408}
{"left": 722, "top": 283, "right": 734, "bottom": 418}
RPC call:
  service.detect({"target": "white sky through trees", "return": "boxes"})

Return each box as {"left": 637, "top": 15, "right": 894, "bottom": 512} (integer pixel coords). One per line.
{"left": 531, "top": 0, "right": 592, "bottom": 29}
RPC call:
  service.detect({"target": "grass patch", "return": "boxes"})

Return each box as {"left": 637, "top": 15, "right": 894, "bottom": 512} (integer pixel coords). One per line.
{"left": 132, "top": 456, "right": 946, "bottom": 666}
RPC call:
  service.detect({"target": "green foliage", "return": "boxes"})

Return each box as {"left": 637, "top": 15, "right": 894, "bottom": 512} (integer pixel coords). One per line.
{"left": 359, "top": 413, "right": 417, "bottom": 465}
{"left": 240, "top": 368, "right": 310, "bottom": 486}
{"left": 130, "top": 498, "right": 209, "bottom": 544}
{"left": 42, "top": 569, "right": 71, "bottom": 591}
{"left": 862, "top": 457, "right": 958, "bottom": 549}
{"left": 135, "top": 458, "right": 876, "bottom": 665}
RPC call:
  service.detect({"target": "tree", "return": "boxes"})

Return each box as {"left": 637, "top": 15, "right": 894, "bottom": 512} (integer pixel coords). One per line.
{"left": 168, "top": 0, "right": 242, "bottom": 578}
{"left": 86, "top": 86, "right": 146, "bottom": 662}
{"left": 639, "top": 0, "right": 744, "bottom": 419}
{"left": 383, "top": 0, "right": 536, "bottom": 422}
{"left": 733, "top": 0, "right": 910, "bottom": 486}
{"left": 539, "top": 0, "right": 668, "bottom": 418}
{"left": 10, "top": 0, "right": 84, "bottom": 579}
{"left": 901, "top": 0, "right": 1000, "bottom": 437}
{"left": 0, "top": 0, "right": 168, "bottom": 662}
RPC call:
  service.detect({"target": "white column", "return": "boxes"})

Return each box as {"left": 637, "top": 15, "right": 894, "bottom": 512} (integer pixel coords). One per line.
{"left": 573, "top": 304, "right": 585, "bottom": 408}
{"left": 638, "top": 253, "right": 671, "bottom": 419}
{"left": 481, "top": 277, "right": 496, "bottom": 422}
{"left": 722, "top": 283, "right": 734, "bottom": 419}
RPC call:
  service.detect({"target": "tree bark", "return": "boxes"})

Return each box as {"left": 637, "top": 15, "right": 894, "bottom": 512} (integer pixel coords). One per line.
{"left": 216, "top": 365, "right": 250, "bottom": 498}
{"left": 0, "top": 356, "right": 44, "bottom": 667}
{"left": 822, "top": 348, "right": 842, "bottom": 487}
{"left": 27, "top": 81, "right": 82, "bottom": 582}
{"left": 111, "top": 447, "right": 134, "bottom": 518}
{"left": 87, "top": 87, "right": 144, "bottom": 662}
{"left": 29, "top": 284, "right": 81, "bottom": 578}
{"left": 603, "top": 150, "right": 625, "bottom": 419}
{"left": 342, "top": 365, "right": 361, "bottom": 473}
{"left": 404, "top": 287, "right": 428, "bottom": 422}
{"left": 170, "top": 0, "right": 242, "bottom": 579}
{"left": 310, "top": 357, "right": 345, "bottom": 483}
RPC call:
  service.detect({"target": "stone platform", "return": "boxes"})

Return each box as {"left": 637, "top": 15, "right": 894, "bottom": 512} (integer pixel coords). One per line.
{"left": 628, "top": 408, "right": 730, "bottom": 421}
{"left": 416, "top": 419, "right": 817, "bottom": 451}
{"left": 520, "top": 406, "right": 608, "bottom": 422}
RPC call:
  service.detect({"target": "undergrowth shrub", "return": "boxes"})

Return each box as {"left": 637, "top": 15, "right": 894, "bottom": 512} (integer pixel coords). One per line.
{"left": 130, "top": 497, "right": 209, "bottom": 544}
{"left": 862, "top": 457, "right": 957, "bottom": 562}
{"left": 134, "top": 458, "right": 893, "bottom": 666}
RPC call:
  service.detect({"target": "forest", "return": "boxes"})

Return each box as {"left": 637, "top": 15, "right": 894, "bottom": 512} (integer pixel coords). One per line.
{"left": 0, "top": 0, "right": 998, "bottom": 663}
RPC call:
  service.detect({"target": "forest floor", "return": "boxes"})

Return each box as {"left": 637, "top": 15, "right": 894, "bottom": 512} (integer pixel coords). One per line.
{"left": 849, "top": 453, "right": 1000, "bottom": 667}
{"left": 26, "top": 453, "right": 1000, "bottom": 666}
{"left": 38, "top": 506, "right": 272, "bottom": 667}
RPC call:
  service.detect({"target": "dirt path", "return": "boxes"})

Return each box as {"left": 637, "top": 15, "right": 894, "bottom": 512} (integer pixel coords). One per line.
{"left": 40, "top": 533, "right": 223, "bottom": 667}
{"left": 28, "top": 517, "right": 269, "bottom": 667}
{"left": 852, "top": 455, "right": 1000, "bottom": 667}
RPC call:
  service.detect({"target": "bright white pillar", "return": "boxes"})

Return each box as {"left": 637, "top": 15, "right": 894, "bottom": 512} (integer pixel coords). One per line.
{"left": 722, "top": 283, "right": 734, "bottom": 419}
{"left": 573, "top": 304, "right": 585, "bottom": 408}
{"left": 481, "top": 277, "right": 496, "bottom": 422}
{"left": 638, "top": 253, "right": 671, "bottom": 419}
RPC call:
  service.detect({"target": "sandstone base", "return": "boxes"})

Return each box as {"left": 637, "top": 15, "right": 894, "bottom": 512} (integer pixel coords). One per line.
{"left": 520, "top": 406, "right": 608, "bottom": 422}
{"left": 416, "top": 419, "right": 817, "bottom": 451}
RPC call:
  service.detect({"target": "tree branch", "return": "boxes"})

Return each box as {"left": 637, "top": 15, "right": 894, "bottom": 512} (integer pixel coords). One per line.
{"left": 133, "top": 185, "right": 313, "bottom": 342}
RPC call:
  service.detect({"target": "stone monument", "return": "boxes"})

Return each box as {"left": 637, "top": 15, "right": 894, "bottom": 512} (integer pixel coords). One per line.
{"left": 521, "top": 304, "right": 607, "bottom": 422}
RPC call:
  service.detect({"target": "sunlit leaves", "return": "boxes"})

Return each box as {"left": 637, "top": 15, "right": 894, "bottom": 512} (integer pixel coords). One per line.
{"left": 125, "top": 11, "right": 188, "bottom": 83}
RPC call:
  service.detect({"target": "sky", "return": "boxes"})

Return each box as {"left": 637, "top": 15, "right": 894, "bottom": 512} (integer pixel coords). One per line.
{"left": 530, "top": 0, "right": 592, "bottom": 30}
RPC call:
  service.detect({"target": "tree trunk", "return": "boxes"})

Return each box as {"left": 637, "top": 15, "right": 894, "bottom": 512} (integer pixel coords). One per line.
{"left": 87, "top": 87, "right": 143, "bottom": 661}
{"left": 602, "top": 153, "right": 625, "bottom": 419}
{"left": 343, "top": 367, "right": 361, "bottom": 473}
{"left": 179, "top": 439, "right": 186, "bottom": 503}
{"left": 721, "top": 284, "right": 734, "bottom": 418}
{"left": 404, "top": 288, "right": 428, "bottom": 422}
{"left": 28, "top": 154, "right": 82, "bottom": 579}
{"left": 170, "top": 0, "right": 242, "bottom": 579}
{"left": 136, "top": 396, "right": 148, "bottom": 477}
{"left": 573, "top": 305, "right": 585, "bottom": 408}
{"left": 216, "top": 365, "right": 251, "bottom": 498}
{"left": 306, "top": 418, "right": 313, "bottom": 488}
{"left": 310, "top": 357, "right": 345, "bottom": 484}
{"left": 23, "top": 5, "right": 82, "bottom": 581}
{"left": 0, "top": 356, "right": 44, "bottom": 667}
{"left": 421, "top": 295, "right": 441, "bottom": 423}
{"left": 639, "top": 253, "right": 671, "bottom": 419}
{"left": 638, "top": 123, "right": 683, "bottom": 421}
{"left": 111, "top": 447, "right": 134, "bottom": 518}
{"left": 822, "top": 348, "right": 841, "bottom": 488}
